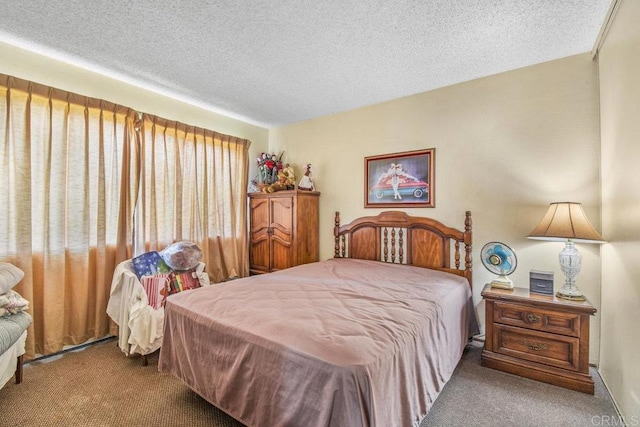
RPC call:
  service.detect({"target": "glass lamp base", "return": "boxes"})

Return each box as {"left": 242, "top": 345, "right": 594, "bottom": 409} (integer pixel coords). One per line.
{"left": 555, "top": 290, "right": 586, "bottom": 301}
{"left": 556, "top": 241, "right": 586, "bottom": 301}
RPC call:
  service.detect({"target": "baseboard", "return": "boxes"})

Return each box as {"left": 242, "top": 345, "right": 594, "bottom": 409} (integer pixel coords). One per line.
{"left": 26, "top": 335, "right": 116, "bottom": 365}
{"left": 596, "top": 368, "right": 627, "bottom": 422}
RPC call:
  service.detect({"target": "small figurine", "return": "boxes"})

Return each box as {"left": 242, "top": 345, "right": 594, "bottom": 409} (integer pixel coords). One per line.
{"left": 298, "top": 164, "right": 315, "bottom": 191}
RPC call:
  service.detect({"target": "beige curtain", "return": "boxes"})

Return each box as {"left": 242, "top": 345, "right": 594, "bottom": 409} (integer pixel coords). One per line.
{"left": 137, "top": 115, "right": 250, "bottom": 282}
{"left": 0, "top": 75, "right": 137, "bottom": 357}
{"left": 1, "top": 74, "right": 250, "bottom": 358}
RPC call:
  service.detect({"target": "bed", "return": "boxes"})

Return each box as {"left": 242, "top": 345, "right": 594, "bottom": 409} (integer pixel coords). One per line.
{"left": 159, "top": 211, "right": 476, "bottom": 427}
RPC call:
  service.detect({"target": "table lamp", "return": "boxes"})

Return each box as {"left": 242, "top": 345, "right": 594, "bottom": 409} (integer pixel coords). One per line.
{"left": 527, "top": 202, "right": 605, "bottom": 301}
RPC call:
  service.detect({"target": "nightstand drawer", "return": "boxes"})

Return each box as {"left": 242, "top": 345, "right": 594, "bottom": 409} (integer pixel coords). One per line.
{"left": 493, "top": 324, "right": 580, "bottom": 371}
{"left": 493, "top": 301, "right": 581, "bottom": 337}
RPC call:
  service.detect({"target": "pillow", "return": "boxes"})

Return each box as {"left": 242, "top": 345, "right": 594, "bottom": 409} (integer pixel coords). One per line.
{"left": 0, "top": 290, "right": 29, "bottom": 317}
{"left": 131, "top": 251, "right": 171, "bottom": 280}
{"left": 0, "top": 262, "right": 25, "bottom": 294}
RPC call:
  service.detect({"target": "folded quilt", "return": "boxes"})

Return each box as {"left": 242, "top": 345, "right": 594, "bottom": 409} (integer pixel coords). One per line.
{"left": 0, "top": 290, "right": 29, "bottom": 317}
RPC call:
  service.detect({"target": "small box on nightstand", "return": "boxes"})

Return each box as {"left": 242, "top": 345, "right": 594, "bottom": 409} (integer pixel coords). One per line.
{"left": 530, "top": 270, "right": 554, "bottom": 295}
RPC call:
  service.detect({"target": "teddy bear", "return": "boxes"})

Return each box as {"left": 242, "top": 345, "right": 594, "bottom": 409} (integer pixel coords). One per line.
{"left": 262, "top": 163, "right": 296, "bottom": 193}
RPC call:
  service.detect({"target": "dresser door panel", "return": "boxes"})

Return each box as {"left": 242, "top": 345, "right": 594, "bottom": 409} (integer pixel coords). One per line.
{"left": 271, "top": 236, "right": 292, "bottom": 271}
{"left": 249, "top": 238, "right": 270, "bottom": 273}
{"left": 269, "top": 197, "right": 293, "bottom": 271}
{"left": 249, "top": 198, "right": 270, "bottom": 272}
{"left": 250, "top": 198, "right": 270, "bottom": 232}
{"left": 270, "top": 197, "right": 293, "bottom": 235}
{"left": 493, "top": 324, "right": 580, "bottom": 371}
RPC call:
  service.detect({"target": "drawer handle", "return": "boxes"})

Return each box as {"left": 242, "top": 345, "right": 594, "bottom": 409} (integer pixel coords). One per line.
{"left": 520, "top": 340, "right": 548, "bottom": 351}
{"left": 526, "top": 313, "right": 541, "bottom": 323}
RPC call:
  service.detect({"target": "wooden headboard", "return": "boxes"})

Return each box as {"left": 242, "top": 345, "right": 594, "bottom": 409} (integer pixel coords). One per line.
{"left": 334, "top": 211, "right": 472, "bottom": 287}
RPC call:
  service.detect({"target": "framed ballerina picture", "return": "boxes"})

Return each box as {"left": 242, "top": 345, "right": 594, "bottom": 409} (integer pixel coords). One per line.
{"left": 364, "top": 148, "right": 435, "bottom": 208}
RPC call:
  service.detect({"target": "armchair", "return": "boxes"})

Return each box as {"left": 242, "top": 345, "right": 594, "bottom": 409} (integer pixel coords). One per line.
{"left": 106, "top": 260, "right": 209, "bottom": 365}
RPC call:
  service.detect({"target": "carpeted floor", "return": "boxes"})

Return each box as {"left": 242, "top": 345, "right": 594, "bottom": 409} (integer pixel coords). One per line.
{"left": 0, "top": 338, "right": 618, "bottom": 426}
{"left": 421, "top": 342, "right": 618, "bottom": 426}
{"left": 0, "top": 339, "right": 244, "bottom": 427}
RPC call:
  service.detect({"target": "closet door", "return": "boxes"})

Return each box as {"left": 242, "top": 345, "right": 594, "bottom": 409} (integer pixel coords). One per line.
{"left": 249, "top": 197, "right": 270, "bottom": 274}
{"left": 269, "top": 196, "right": 293, "bottom": 271}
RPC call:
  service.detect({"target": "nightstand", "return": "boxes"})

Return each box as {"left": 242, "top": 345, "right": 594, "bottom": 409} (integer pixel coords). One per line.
{"left": 481, "top": 284, "right": 596, "bottom": 394}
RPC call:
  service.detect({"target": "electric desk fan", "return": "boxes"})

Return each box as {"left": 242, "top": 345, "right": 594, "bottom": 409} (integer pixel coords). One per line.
{"left": 481, "top": 242, "right": 517, "bottom": 289}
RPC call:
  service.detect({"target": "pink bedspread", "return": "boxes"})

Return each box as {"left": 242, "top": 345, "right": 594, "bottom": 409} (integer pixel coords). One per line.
{"left": 159, "top": 258, "right": 476, "bottom": 427}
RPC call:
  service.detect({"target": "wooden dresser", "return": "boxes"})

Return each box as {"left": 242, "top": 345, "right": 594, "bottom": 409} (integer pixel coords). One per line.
{"left": 481, "top": 284, "right": 596, "bottom": 394}
{"left": 249, "top": 190, "right": 320, "bottom": 275}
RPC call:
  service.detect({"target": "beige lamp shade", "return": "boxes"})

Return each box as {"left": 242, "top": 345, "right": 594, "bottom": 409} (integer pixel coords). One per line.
{"left": 527, "top": 202, "right": 605, "bottom": 244}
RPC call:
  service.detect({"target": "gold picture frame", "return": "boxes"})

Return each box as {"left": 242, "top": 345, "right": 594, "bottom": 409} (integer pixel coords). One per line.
{"left": 364, "top": 148, "right": 435, "bottom": 208}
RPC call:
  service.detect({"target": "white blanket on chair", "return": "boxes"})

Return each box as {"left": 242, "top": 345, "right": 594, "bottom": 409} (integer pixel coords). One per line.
{"left": 106, "top": 260, "right": 209, "bottom": 356}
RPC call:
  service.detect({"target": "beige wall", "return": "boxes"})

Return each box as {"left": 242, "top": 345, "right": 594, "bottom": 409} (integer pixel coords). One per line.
{"left": 598, "top": 0, "right": 640, "bottom": 420}
{"left": 0, "top": 41, "right": 269, "bottom": 177}
{"left": 270, "top": 54, "right": 602, "bottom": 361}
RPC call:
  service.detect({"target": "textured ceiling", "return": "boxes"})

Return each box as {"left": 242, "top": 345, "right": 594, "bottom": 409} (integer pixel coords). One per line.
{"left": 0, "top": 1, "right": 610, "bottom": 128}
